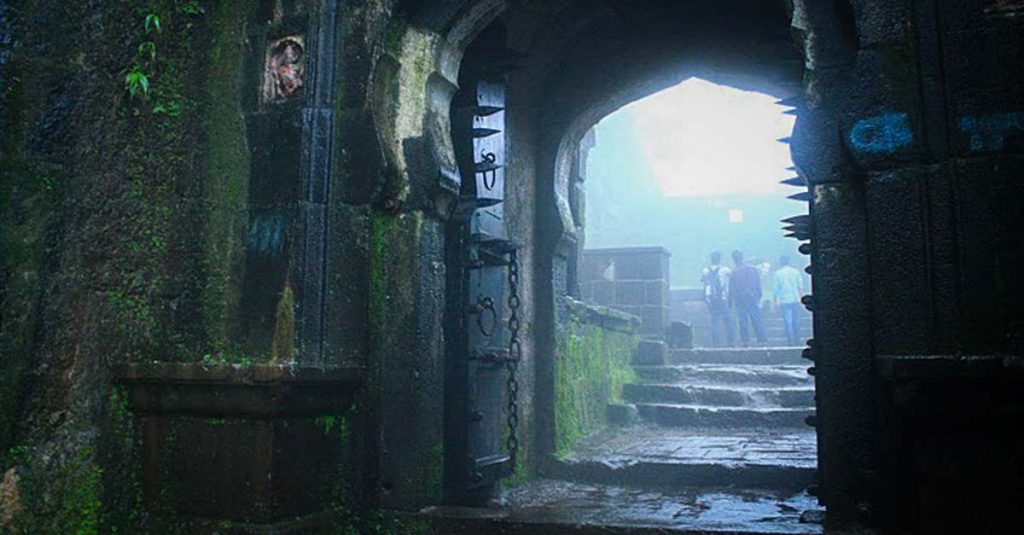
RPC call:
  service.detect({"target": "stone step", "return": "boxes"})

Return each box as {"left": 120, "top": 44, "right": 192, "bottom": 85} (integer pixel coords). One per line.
{"left": 666, "top": 347, "right": 805, "bottom": 365}
{"left": 550, "top": 425, "right": 817, "bottom": 494}
{"left": 549, "top": 458, "right": 815, "bottom": 495}
{"left": 633, "top": 365, "right": 813, "bottom": 387}
{"left": 623, "top": 383, "right": 814, "bottom": 408}
{"left": 635, "top": 403, "right": 814, "bottom": 428}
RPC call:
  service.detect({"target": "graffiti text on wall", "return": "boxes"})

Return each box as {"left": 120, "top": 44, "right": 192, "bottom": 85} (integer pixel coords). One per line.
{"left": 848, "top": 112, "right": 913, "bottom": 155}
{"left": 958, "top": 113, "right": 1024, "bottom": 152}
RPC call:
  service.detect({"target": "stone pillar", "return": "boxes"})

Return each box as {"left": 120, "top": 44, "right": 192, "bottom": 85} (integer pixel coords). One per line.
{"left": 580, "top": 247, "right": 671, "bottom": 336}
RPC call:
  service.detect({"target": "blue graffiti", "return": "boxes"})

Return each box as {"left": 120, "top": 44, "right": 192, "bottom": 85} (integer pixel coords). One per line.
{"left": 848, "top": 112, "right": 913, "bottom": 154}
{"left": 959, "top": 113, "right": 1024, "bottom": 152}
{"left": 248, "top": 213, "right": 287, "bottom": 256}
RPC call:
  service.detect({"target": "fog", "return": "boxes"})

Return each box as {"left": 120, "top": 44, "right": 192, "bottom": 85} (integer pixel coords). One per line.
{"left": 584, "top": 78, "right": 807, "bottom": 291}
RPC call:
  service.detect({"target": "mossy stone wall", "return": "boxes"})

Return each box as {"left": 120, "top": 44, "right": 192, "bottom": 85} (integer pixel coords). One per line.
{"left": 0, "top": 1, "right": 267, "bottom": 531}
{"left": 554, "top": 300, "right": 639, "bottom": 457}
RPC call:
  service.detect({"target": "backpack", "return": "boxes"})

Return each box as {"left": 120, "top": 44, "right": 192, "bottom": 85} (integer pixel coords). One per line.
{"left": 705, "top": 267, "right": 725, "bottom": 303}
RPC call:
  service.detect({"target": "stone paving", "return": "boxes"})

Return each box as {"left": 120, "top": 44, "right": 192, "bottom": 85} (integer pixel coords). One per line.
{"left": 499, "top": 479, "right": 822, "bottom": 533}
{"left": 564, "top": 426, "right": 817, "bottom": 469}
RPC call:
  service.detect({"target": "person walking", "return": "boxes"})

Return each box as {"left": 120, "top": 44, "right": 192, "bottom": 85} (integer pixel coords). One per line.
{"left": 773, "top": 256, "right": 805, "bottom": 346}
{"left": 701, "top": 251, "right": 735, "bottom": 347}
{"left": 729, "top": 250, "right": 766, "bottom": 347}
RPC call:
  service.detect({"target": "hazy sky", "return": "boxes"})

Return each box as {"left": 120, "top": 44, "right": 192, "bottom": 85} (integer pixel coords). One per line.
{"left": 621, "top": 78, "right": 796, "bottom": 197}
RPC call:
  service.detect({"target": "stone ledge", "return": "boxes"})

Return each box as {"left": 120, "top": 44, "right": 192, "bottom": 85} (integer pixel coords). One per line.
{"left": 113, "top": 362, "right": 364, "bottom": 417}
{"left": 565, "top": 297, "right": 641, "bottom": 333}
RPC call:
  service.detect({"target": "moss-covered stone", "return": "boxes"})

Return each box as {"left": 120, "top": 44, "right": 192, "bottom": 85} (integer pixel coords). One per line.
{"left": 200, "top": 0, "right": 255, "bottom": 353}
{"left": 555, "top": 303, "right": 639, "bottom": 457}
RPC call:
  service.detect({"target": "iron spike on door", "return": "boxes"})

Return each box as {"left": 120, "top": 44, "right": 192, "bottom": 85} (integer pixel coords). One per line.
{"left": 776, "top": 95, "right": 804, "bottom": 107}
{"left": 446, "top": 51, "right": 517, "bottom": 505}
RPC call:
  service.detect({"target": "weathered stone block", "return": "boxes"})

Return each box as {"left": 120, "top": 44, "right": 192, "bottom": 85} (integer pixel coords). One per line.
{"left": 606, "top": 403, "right": 639, "bottom": 425}
{"left": 634, "top": 340, "right": 667, "bottom": 365}
{"left": 615, "top": 281, "right": 646, "bottom": 306}
{"left": 646, "top": 281, "right": 668, "bottom": 306}
{"left": 640, "top": 306, "right": 668, "bottom": 334}
{"left": 591, "top": 281, "right": 614, "bottom": 305}
{"left": 866, "top": 168, "right": 932, "bottom": 353}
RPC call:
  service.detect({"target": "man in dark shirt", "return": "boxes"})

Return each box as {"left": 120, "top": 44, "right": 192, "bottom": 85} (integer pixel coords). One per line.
{"left": 729, "top": 250, "right": 766, "bottom": 346}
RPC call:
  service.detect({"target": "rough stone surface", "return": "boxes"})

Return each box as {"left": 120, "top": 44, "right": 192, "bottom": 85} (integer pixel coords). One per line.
{"left": 636, "top": 340, "right": 669, "bottom": 365}
{"left": 0, "top": 0, "right": 1021, "bottom": 532}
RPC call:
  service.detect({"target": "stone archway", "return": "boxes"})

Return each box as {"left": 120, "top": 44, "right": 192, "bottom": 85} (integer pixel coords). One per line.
{"left": 368, "top": 0, "right": 878, "bottom": 526}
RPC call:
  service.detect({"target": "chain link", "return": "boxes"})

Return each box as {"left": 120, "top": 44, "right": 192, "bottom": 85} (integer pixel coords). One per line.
{"left": 505, "top": 248, "right": 521, "bottom": 468}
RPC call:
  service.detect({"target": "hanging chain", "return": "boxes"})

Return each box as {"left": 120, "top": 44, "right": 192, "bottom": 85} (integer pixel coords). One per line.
{"left": 505, "top": 248, "right": 521, "bottom": 468}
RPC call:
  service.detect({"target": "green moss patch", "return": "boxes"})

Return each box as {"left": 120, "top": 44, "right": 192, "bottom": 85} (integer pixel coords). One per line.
{"left": 554, "top": 304, "right": 639, "bottom": 457}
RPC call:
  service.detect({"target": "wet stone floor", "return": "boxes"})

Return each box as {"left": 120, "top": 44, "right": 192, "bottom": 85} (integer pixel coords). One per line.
{"left": 498, "top": 479, "right": 822, "bottom": 533}
{"left": 564, "top": 425, "right": 817, "bottom": 468}
{"left": 484, "top": 347, "right": 822, "bottom": 533}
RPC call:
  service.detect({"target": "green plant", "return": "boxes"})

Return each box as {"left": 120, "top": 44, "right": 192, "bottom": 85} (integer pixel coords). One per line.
{"left": 144, "top": 14, "right": 161, "bottom": 34}
{"left": 137, "top": 41, "right": 156, "bottom": 60}
{"left": 124, "top": 66, "right": 150, "bottom": 98}
{"left": 151, "top": 100, "right": 181, "bottom": 116}
{"left": 176, "top": 0, "right": 204, "bottom": 15}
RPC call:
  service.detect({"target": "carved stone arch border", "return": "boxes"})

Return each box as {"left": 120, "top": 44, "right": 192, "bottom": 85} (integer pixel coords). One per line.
{"left": 368, "top": 0, "right": 507, "bottom": 216}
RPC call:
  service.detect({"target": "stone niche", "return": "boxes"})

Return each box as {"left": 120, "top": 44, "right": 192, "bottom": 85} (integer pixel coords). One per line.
{"left": 114, "top": 363, "right": 363, "bottom": 530}
{"left": 262, "top": 35, "right": 306, "bottom": 104}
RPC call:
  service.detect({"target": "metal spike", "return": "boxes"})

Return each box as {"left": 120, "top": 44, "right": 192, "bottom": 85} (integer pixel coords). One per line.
{"left": 802, "top": 347, "right": 815, "bottom": 361}
{"left": 782, "top": 224, "right": 806, "bottom": 237}
{"left": 777, "top": 136, "right": 792, "bottom": 144}
{"left": 474, "top": 105, "right": 504, "bottom": 117}
{"left": 801, "top": 295, "right": 815, "bottom": 311}
{"left": 807, "top": 366, "right": 816, "bottom": 377}
{"left": 776, "top": 96, "right": 804, "bottom": 107}
{"left": 786, "top": 166, "right": 797, "bottom": 172}
{"left": 804, "top": 264, "right": 813, "bottom": 275}
{"left": 781, "top": 176, "right": 807, "bottom": 187}
{"left": 472, "top": 127, "right": 501, "bottom": 138}
{"left": 784, "top": 108, "right": 799, "bottom": 116}
{"left": 799, "top": 243, "right": 812, "bottom": 255}
{"left": 782, "top": 215, "right": 810, "bottom": 225}
{"left": 785, "top": 231, "right": 812, "bottom": 241}
{"left": 805, "top": 414, "right": 817, "bottom": 427}
{"left": 788, "top": 191, "right": 812, "bottom": 202}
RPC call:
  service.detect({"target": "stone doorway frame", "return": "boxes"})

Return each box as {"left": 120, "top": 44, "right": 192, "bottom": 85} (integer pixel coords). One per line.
{"left": 364, "top": 0, "right": 877, "bottom": 526}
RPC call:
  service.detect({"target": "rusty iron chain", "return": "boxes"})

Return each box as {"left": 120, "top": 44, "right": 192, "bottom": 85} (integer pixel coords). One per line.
{"left": 505, "top": 248, "right": 521, "bottom": 468}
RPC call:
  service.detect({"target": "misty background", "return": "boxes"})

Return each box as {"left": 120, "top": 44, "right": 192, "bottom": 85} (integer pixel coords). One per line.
{"left": 583, "top": 78, "right": 807, "bottom": 292}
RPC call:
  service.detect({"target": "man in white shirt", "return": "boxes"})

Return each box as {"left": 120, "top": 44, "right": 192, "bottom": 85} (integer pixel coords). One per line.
{"left": 772, "top": 256, "right": 805, "bottom": 346}
{"left": 701, "top": 251, "right": 735, "bottom": 347}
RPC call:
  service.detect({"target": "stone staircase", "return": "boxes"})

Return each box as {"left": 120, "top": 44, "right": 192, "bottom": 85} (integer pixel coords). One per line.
{"left": 499, "top": 343, "right": 822, "bottom": 533}
{"left": 554, "top": 344, "right": 817, "bottom": 491}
